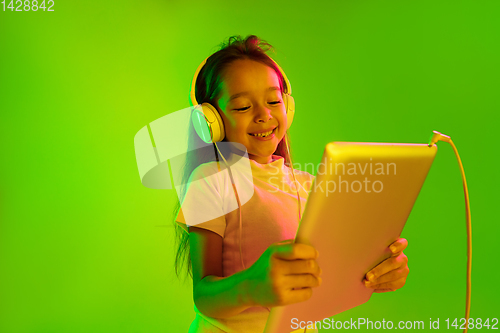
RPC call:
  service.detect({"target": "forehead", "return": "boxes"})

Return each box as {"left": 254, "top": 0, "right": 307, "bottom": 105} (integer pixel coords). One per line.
{"left": 220, "top": 59, "right": 281, "bottom": 95}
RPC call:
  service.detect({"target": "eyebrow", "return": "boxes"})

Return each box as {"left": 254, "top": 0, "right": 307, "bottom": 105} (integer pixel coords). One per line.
{"left": 228, "top": 86, "right": 281, "bottom": 102}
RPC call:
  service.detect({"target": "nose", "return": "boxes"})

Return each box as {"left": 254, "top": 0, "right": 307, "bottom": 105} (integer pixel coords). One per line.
{"left": 254, "top": 104, "right": 273, "bottom": 123}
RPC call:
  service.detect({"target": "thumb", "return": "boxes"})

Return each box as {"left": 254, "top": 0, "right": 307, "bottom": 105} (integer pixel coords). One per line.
{"left": 269, "top": 240, "right": 294, "bottom": 259}
{"left": 272, "top": 242, "right": 318, "bottom": 261}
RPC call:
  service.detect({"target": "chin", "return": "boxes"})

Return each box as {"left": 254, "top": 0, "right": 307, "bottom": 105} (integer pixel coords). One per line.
{"left": 254, "top": 148, "right": 278, "bottom": 157}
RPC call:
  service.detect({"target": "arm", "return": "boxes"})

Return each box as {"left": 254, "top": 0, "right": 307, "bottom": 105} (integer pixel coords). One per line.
{"left": 190, "top": 226, "right": 322, "bottom": 319}
{"left": 189, "top": 226, "right": 254, "bottom": 318}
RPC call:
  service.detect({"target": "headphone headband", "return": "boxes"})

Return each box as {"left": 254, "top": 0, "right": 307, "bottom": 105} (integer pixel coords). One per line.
{"left": 189, "top": 55, "right": 292, "bottom": 107}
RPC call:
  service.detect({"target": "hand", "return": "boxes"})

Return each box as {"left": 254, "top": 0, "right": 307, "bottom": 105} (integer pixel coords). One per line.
{"left": 363, "top": 238, "right": 409, "bottom": 293}
{"left": 244, "top": 239, "right": 322, "bottom": 308}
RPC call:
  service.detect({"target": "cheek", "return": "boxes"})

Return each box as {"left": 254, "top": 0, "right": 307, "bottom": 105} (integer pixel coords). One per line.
{"left": 230, "top": 119, "right": 249, "bottom": 137}
{"left": 221, "top": 115, "right": 236, "bottom": 135}
{"left": 237, "top": 124, "right": 250, "bottom": 141}
{"left": 278, "top": 113, "right": 287, "bottom": 133}
{"left": 224, "top": 120, "right": 246, "bottom": 141}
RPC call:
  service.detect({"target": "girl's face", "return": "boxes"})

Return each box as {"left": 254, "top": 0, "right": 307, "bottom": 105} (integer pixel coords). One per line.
{"left": 216, "top": 59, "right": 287, "bottom": 164}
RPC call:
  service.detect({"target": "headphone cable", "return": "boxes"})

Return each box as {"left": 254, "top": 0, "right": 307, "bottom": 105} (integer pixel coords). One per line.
{"left": 213, "top": 138, "right": 303, "bottom": 316}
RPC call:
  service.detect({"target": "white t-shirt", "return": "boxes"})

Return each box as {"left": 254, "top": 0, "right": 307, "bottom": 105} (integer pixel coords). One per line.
{"left": 176, "top": 153, "right": 318, "bottom": 333}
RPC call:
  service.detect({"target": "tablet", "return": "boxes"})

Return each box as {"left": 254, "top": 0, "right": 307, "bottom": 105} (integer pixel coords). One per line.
{"left": 264, "top": 141, "right": 438, "bottom": 333}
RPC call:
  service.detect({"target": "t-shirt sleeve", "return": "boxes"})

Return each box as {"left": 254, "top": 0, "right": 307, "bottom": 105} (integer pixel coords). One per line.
{"left": 174, "top": 206, "right": 188, "bottom": 234}
{"left": 174, "top": 164, "right": 227, "bottom": 238}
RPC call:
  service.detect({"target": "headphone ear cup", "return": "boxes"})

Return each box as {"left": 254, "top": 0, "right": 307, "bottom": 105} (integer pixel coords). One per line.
{"left": 284, "top": 94, "right": 295, "bottom": 130}
{"left": 192, "top": 103, "right": 225, "bottom": 143}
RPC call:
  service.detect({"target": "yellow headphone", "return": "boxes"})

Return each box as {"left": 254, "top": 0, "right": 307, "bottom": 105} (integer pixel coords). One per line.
{"left": 189, "top": 56, "right": 296, "bottom": 143}
{"left": 188, "top": 55, "right": 302, "bottom": 280}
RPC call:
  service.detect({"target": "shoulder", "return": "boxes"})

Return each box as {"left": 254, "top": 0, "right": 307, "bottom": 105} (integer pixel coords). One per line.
{"left": 287, "top": 166, "right": 315, "bottom": 181}
{"left": 188, "top": 161, "right": 224, "bottom": 183}
{"left": 286, "top": 166, "right": 315, "bottom": 192}
{"left": 286, "top": 167, "right": 314, "bottom": 181}
{"left": 178, "top": 161, "right": 227, "bottom": 204}
{"left": 184, "top": 160, "right": 238, "bottom": 200}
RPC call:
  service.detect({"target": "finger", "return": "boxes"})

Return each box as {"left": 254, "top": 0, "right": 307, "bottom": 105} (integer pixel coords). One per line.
{"left": 364, "top": 264, "right": 409, "bottom": 287}
{"left": 366, "top": 253, "right": 408, "bottom": 282}
{"left": 373, "top": 288, "right": 396, "bottom": 293}
{"left": 286, "top": 273, "right": 322, "bottom": 290}
{"left": 273, "top": 242, "right": 319, "bottom": 261}
{"left": 367, "top": 276, "right": 407, "bottom": 290}
{"left": 287, "top": 287, "right": 314, "bottom": 305}
{"left": 389, "top": 238, "right": 408, "bottom": 254}
{"left": 283, "top": 259, "right": 322, "bottom": 277}
{"left": 276, "top": 239, "right": 294, "bottom": 245}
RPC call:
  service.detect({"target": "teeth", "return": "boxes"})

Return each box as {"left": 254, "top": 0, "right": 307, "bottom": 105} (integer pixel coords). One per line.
{"left": 250, "top": 128, "right": 274, "bottom": 137}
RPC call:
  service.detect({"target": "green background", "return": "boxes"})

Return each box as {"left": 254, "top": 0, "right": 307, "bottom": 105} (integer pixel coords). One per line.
{"left": 1, "top": 0, "right": 498, "bottom": 332}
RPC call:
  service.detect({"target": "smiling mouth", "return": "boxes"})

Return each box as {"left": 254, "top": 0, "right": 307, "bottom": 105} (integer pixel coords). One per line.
{"left": 248, "top": 127, "right": 277, "bottom": 138}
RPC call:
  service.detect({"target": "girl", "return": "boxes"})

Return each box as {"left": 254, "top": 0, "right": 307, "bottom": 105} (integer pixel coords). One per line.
{"left": 173, "top": 35, "right": 409, "bottom": 333}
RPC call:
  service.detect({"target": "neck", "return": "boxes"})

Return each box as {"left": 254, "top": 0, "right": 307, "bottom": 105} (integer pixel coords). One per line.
{"left": 248, "top": 154, "right": 273, "bottom": 164}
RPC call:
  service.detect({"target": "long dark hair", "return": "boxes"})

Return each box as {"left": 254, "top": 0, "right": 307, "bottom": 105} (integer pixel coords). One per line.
{"left": 172, "top": 34, "right": 296, "bottom": 280}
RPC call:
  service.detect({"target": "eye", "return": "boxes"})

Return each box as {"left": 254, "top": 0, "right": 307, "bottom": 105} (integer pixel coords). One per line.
{"left": 233, "top": 101, "right": 281, "bottom": 111}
